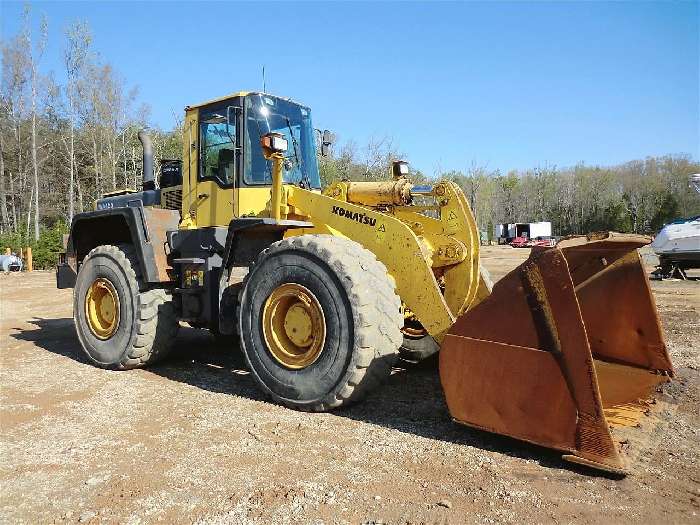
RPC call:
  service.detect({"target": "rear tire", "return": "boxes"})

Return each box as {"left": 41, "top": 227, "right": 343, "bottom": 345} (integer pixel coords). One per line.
{"left": 74, "top": 244, "right": 179, "bottom": 369}
{"left": 238, "top": 235, "right": 403, "bottom": 411}
{"left": 399, "top": 333, "right": 440, "bottom": 362}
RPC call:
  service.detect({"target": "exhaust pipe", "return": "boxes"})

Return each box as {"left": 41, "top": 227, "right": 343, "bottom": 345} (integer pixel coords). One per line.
{"left": 138, "top": 130, "right": 155, "bottom": 191}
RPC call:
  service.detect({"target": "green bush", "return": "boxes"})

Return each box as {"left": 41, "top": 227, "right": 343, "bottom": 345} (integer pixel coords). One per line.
{"left": 0, "top": 221, "right": 69, "bottom": 270}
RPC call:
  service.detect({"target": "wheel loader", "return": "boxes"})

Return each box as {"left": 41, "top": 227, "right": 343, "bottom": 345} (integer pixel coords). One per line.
{"left": 57, "top": 91, "right": 673, "bottom": 474}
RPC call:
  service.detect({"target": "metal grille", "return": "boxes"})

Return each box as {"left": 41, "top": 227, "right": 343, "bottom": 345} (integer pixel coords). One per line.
{"left": 162, "top": 188, "right": 182, "bottom": 210}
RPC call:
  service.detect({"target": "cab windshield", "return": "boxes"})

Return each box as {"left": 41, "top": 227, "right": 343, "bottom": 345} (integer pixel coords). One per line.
{"left": 244, "top": 94, "right": 321, "bottom": 189}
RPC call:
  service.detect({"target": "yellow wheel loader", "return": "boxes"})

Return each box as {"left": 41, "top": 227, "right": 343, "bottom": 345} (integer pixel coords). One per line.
{"left": 57, "top": 92, "right": 673, "bottom": 474}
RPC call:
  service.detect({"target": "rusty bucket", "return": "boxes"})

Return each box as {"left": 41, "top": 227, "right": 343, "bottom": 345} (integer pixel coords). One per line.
{"left": 440, "top": 233, "right": 674, "bottom": 474}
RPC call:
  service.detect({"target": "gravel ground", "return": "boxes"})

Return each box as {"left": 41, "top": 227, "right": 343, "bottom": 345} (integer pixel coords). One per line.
{"left": 0, "top": 246, "right": 698, "bottom": 524}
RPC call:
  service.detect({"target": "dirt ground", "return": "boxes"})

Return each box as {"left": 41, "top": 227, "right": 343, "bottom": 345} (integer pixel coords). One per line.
{"left": 1, "top": 246, "right": 698, "bottom": 524}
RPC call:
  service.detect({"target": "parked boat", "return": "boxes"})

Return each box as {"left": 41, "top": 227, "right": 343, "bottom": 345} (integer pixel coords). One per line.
{"left": 651, "top": 174, "right": 700, "bottom": 279}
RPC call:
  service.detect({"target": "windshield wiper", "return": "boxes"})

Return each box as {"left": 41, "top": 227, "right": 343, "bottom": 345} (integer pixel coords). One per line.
{"left": 252, "top": 116, "right": 273, "bottom": 183}
{"left": 284, "top": 116, "right": 311, "bottom": 189}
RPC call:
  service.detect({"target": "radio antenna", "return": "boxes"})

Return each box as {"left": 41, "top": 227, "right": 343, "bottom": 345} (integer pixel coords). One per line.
{"left": 262, "top": 66, "right": 266, "bottom": 93}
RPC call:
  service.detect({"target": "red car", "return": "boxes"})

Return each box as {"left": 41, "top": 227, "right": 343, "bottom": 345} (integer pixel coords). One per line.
{"left": 527, "top": 237, "right": 555, "bottom": 248}
{"left": 509, "top": 236, "right": 555, "bottom": 248}
{"left": 509, "top": 236, "right": 530, "bottom": 248}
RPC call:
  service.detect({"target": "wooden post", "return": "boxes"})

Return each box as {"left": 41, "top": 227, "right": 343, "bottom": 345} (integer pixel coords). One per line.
{"left": 26, "top": 247, "right": 32, "bottom": 272}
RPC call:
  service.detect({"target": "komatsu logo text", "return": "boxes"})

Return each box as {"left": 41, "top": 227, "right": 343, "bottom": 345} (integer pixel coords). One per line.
{"left": 331, "top": 205, "right": 377, "bottom": 226}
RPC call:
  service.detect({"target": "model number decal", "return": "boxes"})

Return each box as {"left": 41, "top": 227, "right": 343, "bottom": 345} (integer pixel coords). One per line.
{"left": 331, "top": 205, "right": 377, "bottom": 227}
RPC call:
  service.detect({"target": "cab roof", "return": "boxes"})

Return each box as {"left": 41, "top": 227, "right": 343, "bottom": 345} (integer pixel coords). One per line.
{"left": 186, "top": 91, "right": 308, "bottom": 111}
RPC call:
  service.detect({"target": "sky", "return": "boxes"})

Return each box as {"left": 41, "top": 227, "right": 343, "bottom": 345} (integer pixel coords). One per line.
{"left": 1, "top": 1, "right": 698, "bottom": 175}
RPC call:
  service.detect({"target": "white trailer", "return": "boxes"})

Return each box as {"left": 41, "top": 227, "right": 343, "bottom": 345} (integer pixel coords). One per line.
{"left": 494, "top": 222, "right": 552, "bottom": 243}
{"left": 528, "top": 222, "right": 552, "bottom": 239}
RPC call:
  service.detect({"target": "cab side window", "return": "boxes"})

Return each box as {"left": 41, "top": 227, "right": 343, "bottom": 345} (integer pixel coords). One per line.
{"left": 199, "top": 109, "right": 235, "bottom": 186}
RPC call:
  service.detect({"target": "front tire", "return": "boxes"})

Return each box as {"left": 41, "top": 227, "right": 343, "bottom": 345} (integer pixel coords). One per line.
{"left": 74, "top": 244, "right": 179, "bottom": 369}
{"left": 238, "top": 235, "right": 403, "bottom": 411}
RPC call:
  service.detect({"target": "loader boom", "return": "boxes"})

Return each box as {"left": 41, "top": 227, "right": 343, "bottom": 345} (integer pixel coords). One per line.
{"left": 285, "top": 181, "right": 481, "bottom": 341}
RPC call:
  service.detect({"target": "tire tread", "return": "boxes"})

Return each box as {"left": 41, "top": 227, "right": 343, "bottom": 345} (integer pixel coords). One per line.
{"left": 239, "top": 234, "right": 403, "bottom": 411}
{"left": 78, "top": 244, "right": 178, "bottom": 369}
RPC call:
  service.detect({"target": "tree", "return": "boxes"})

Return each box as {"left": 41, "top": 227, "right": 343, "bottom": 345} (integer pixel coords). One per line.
{"left": 1, "top": 31, "right": 31, "bottom": 233}
{"left": 63, "top": 20, "right": 91, "bottom": 223}
{"left": 650, "top": 193, "right": 680, "bottom": 231}
{"left": 499, "top": 172, "right": 519, "bottom": 224}
{"left": 0, "top": 124, "right": 8, "bottom": 231}
{"left": 22, "top": 5, "right": 48, "bottom": 240}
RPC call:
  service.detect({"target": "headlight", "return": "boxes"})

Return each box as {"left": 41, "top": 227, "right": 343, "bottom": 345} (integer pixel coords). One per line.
{"left": 261, "top": 133, "right": 288, "bottom": 154}
{"left": 271, "top": 135, "right": 288, "bottom": 152}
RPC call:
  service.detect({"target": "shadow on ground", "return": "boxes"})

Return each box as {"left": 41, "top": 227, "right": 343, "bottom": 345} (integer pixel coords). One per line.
{"left": 11, "top": 317, "right": 610, "bottom": 477}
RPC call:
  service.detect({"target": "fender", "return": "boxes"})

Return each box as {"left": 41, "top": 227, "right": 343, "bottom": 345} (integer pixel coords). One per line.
{"left": 221, "top": 217, "right": 314, "bottom": 268}
{"left": 205, "top": 218, "right": 311, "bottom": 335}
{"left": 57, "top": 203, "right": 179, "bottom": 289}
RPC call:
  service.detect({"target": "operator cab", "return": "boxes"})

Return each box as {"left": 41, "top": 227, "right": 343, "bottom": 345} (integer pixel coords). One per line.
{"left": 192, "top": 92, "right": 323, "bottom": 189}
{"left": 179, "top": 92, "right": 326, "bottom": 227}
{"left": 95, "top": 93, "right": 330, "bottom": 228}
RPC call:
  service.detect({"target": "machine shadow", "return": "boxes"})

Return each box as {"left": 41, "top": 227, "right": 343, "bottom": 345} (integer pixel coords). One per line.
{"left": 9, "top": 317, "right": 264, "bottom": 401}
{"left": 10, "top": 317, "right": 89, "bottom": 362}
{"left": 12, "top": 317, "right": 607, "bottom": 477}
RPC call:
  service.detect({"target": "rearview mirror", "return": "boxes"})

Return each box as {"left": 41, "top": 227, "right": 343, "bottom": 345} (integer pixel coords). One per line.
{"left": 392, "top": 160, "right": 409, "bottom": 179}
{"left": 320, "top": 129, "right": 335, "bottom": 157}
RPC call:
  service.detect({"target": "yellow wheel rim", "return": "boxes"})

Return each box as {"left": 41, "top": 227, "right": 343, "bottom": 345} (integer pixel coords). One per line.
{"left": 402, "top": 325, "right": 427, "bottom": 339}
{"left": 262, "top": 283, "right": 326, "bottom": 369}
{"left": 85, "top": 277, "right": 120, "bottom": 340}
{"left": 401, "top": 305, "right": 427, "bottom": 339}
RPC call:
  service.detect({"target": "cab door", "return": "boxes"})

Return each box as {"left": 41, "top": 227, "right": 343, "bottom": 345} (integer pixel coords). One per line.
{"left": 197, "top": 103, "right": 239, "bottom": 227}
{"left": 183, "top": 102, "right": 240, "bottom": 228}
